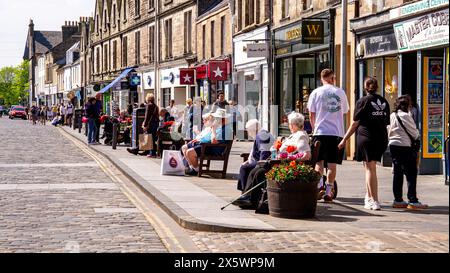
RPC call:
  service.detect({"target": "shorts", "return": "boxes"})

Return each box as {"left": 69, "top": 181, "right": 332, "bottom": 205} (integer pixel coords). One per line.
{"left": 312, "top": 135, "right": 344, "bottom": 165}
{"left": 356, "top": 134, "right": 388, "bottom": 162}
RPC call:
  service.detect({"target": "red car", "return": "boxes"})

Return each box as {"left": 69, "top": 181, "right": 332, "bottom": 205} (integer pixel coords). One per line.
{"left": 9, "top": 106, "right": 27, "bottom": 120}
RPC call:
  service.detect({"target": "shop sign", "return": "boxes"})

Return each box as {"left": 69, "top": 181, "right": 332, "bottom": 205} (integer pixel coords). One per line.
{"left": 390, "top": 0, "right": 449, "bottom": 19}
{"left": 275, "top": 47, "right": 291, "bottom": 56}
{"left": 129, "top": 75, "right": 141, "bottom": 86}
{"left": 394, "top": 9, "right": 449, "bottom": 52}
{"left": 143, "top": 72, "right": 155, "bottom": 89}
{"left": 361, "top": 29, "right": 398, "bottom": 57}
{"left": 302, "top": 20, "right": 324, "bottom": 44}
{"left": 286, "top": 27, "right": 301, "bottom": 41}
{"left": 247, "top": 43, "right": 268, "bottom": 58}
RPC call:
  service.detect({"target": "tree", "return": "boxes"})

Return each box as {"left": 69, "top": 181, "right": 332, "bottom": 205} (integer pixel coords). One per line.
{"left": 0, "top": 60, "right": 29, "bottom": 106}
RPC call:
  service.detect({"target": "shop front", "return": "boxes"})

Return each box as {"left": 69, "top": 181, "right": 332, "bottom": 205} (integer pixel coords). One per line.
{"left": 352, "top": 1, "right": 449, "bottom": 175}
{"left": 195, "top": 58, "right": 232, "bottom": 105}
{"left": 140, "top": 71, "right": 155, "bottom": 104}
{"left": 273, "top": 10, "right": 335, "bottom": 136}
{"left": 160, "top": 66, "right": 191, "bottom": 108}
{"left": 233, "top": 26, "right": 270, "bottom": 132}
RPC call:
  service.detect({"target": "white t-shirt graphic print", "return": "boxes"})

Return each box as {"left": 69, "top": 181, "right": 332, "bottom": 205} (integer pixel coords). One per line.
{"left": 307, "top": 84, "right": 349, "bottom": 138}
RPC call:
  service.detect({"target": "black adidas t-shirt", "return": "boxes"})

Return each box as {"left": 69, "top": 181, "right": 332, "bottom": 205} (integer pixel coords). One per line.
{"left": 354, "top": 94, "right": 390, "bottom": 139}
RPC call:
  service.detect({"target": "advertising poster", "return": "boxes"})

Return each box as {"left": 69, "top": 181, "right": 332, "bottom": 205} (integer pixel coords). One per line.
{"left": 428, "top": 83, "right": 444, "bottom": 104}
{"left": 428, "top": 58, "right": 444, "bottom": 81}
{"left": 423, "top": 57, "right": 444, "bottom": 158}
{"left": 428, "top": 132, "right": 443, "bottom": 154}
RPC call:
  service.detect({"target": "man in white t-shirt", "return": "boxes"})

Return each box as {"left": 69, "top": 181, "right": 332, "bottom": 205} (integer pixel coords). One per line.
{"left": 307, "top": 69, "right": 349, "bottom": 202}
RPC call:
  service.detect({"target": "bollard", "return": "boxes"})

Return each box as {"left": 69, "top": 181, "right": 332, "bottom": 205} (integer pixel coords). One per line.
{"left": 78, "top": 115, "right": 82, "bottom": 134}
{"left": 112, "top": 122, "right": 118, "bottom": 150}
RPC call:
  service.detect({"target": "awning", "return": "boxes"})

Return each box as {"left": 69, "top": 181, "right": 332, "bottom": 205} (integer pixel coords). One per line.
{"left": 98, "top": 68, "right": 134, "bottom": 93}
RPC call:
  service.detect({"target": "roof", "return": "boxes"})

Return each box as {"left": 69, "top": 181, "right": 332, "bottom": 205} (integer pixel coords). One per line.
{"left": 23, "top": 30, "right": 62, "bottom": 59}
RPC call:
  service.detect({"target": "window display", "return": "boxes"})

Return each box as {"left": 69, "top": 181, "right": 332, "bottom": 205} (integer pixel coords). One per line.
{"left": 384, "top": 57, "right": 399, "bottom": 110}
{"left": 279, "top": 59, "right": 293, "bottom": 126}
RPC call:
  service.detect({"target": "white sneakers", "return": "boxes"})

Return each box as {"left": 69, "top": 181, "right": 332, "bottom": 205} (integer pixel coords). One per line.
{"left": 364, "top": 195, "right": 381, "bottom": 211}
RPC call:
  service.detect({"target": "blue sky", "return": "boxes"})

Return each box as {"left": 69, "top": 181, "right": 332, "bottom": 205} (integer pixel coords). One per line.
{"left": 0, "top": 0, "right": 95, "bottom": 68}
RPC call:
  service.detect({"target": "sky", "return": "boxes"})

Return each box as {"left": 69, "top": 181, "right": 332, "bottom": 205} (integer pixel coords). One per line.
{"left": 0, "top": 0, "right": 95, "bottom": 68}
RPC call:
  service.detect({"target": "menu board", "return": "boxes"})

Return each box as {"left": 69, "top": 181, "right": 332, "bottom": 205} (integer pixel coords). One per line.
{"left": 423, "top": 57, "right": 444, "bottom": 158}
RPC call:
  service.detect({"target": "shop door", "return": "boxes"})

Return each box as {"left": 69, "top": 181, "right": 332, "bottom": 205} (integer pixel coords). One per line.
{"left": 297, "top": 74, "right": 315, "bottom": 134}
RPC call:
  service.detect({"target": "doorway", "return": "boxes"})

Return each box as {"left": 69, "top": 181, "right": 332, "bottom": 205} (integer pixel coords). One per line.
{"left": 297, "top": 74, "right": 315, "bottom": 134}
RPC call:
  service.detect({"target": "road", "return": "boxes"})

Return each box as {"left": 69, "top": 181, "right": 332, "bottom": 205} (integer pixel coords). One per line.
{"left": 0, "top": 118, "right": 168, "bottom": 253}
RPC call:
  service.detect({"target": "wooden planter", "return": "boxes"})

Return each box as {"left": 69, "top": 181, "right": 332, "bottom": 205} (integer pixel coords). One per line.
{"left": 267, "top": 179, "right": 319, "bottom": 219}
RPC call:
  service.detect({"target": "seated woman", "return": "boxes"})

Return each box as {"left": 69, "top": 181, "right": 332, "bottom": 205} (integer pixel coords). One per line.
{"left": 181, "top": 113, "right": 215, "bottom": 175}
{"left": 237, "top": 119, "right": 274, "bottom": 192}
{"left": 233, "top": 112, "right": 311, "bottom": 208}
{"left": 183, "top": 109, "right": 232, "bottom": 176}
{"left": 278, "top": 112, "right": 311, "bottom": 161}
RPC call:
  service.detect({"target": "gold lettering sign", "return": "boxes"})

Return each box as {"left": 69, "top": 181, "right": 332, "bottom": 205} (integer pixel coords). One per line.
{"left": 286, "top": 28, "right": 301, "bottom": 41}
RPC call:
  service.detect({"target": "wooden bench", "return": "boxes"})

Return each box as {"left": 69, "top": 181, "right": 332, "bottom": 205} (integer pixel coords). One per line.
{"left": 198, "top": 141, "right": 233, "bottom": 179}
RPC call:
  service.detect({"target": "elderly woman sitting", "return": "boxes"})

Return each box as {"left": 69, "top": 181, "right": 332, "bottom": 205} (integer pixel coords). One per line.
{"left": 237, "top": 119, "right": 274, "bottom": 192}
{"left": 232, "top": 112, "right": 311, "bottom": 208}
{"left": 278, "top": 112, "right": 311, "bottom": 161}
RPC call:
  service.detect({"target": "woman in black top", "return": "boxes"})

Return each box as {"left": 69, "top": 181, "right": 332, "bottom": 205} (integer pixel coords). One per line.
{"left": 338, "top": 77, "right": 390, "bottom": 211}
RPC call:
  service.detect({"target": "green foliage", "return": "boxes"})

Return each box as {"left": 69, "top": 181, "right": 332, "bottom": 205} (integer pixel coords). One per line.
{"left": 0, "top": 60, "right": 29, "bottom": 106}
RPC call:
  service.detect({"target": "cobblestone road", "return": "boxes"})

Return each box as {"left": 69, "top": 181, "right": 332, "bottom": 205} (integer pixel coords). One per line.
{"left": 0, "top": 119, "right": 167, "bottom": 253}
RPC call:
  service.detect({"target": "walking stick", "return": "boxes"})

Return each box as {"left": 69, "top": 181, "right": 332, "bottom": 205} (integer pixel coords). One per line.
{"left": 221, "top": 180, "right": 266, "bottom": 211}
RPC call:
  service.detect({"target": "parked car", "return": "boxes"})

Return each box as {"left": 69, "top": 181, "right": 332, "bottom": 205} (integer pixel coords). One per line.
{"left": 9, "top": 106, "right": 27, "bottom": 120}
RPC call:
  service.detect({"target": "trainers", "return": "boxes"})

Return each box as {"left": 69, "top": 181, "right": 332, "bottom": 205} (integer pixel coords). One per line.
{"left": 371, "top": 201, "right": 381, "bottom": 211}
{"left": 407, "top": 202, "right": 428, "bottom": 210}
{"left": 323, "top": 184, "right": 334, "bottom": 202}
{"left": 364, "top": 198, "right": 373, "bottom": 210}
{"left": 392, "top": 201, "right": 408, "bottom": 209}
{"left": 317, "top": 176, "right": 326, "bottom": 200}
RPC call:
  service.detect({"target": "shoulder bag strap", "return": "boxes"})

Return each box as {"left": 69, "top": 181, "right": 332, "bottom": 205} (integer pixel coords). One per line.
{"left": 395, "top": 112, "right": 416, "bottom": 143}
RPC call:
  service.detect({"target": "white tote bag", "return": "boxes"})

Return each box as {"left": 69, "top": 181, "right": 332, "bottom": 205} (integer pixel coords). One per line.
{"left": 161, "top": 150, "right": 185, "bottom": 176}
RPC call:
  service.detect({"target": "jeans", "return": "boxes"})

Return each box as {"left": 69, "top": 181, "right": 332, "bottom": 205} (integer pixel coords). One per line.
{"left": 88, "top": 118, "right": 98, "bottom": 144}
{"left": 390, "top": 145, "right": 419, "bottom": 203}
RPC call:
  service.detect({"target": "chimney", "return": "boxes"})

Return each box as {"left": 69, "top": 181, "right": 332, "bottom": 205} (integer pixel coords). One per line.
{"left": 62, "top": 21, "right": 79, "bottom": 41}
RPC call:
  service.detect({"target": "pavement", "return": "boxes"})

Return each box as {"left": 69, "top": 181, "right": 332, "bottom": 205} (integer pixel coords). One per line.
{"left": 60, "top": 124, "right": 449, "bottom": 240}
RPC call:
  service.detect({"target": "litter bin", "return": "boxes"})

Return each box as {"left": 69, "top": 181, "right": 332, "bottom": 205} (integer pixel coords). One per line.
{"left": 73, "top": 109, "right": 83, "bottom": 130}
{"left": 131, "top": 108, "right": 146, "bottom": 150}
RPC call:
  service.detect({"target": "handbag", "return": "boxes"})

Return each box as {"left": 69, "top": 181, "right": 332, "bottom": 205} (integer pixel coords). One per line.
{"left": 161, "top": 150, "right": 185, "bottom": 176}
{"left": 395, "top": 112, "right": 420, "bottom": 152}
{"left": 139, "top": 133, "right": 153, "bottom": 151}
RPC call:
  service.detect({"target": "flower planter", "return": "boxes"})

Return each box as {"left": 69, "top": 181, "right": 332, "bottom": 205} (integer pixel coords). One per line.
{"left": 267, "top": 179, "right": 319, "bottom": 219}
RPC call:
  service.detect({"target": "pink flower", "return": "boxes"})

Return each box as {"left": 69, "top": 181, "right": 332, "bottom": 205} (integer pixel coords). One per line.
{"left": 278, "top": 152, "right": 288, "bottom": 159}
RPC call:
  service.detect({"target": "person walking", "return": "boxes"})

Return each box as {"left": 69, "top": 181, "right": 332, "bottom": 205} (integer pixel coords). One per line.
{"left": 338, "top": 77, "right": 390, "bottom": 210}
{"left": 94, "top": 93, "right": 103, "bottom": 143}
{"left": 60, "top": 103, "right": 66, "bottom": 126}
{"left": 85, "top": 97, "right": 99, "bottom": 145}
{"left": 211, "top": 91, "right": 229, "bottom": 113}
{"left": 142, "top": 94, "right": 159, "bottom": 158}
{"left": 307, "top": 69, "right": 349, "bottom": 202}
{"left": 66, "top": 101, "right": 74, "bottom": 128}
{"left": 47, "top": 105, "right": 53, "bottom": 121}
{"left": 388, "top": 95, "right": 428, "bottom": 210}
{"left": 39, "top": 106, "right": 47, "bottom": 125}
{"left": 182, "top": 98, "right": 193, "bottom": 141}
{"left": 30, "top": 105, "right": 38, "bottom": 125}
{"left": 52, "top": 104, "right": 58, "bottom": 121}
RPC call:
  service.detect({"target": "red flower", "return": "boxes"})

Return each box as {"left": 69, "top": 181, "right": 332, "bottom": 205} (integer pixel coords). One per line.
{"left": 289, "top": 161, "right": 297, "bottom": 168}
{"left": 286, "top": 145, "right": 297, "bottom": 154}
{"left": 274, "top": 140, "right": 283, "bottom": 151}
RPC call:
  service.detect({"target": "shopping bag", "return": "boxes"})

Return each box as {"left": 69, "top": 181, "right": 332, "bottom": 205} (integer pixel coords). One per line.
{"left": 161, "top": 150, "right": 185, "bottom": 176}
{"left": 139, "top": 134, "right": 153, "bottom": 151}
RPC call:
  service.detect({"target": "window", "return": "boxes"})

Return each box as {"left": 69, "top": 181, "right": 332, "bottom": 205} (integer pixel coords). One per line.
{"left": 112, "top": 4, "right": 116, "bottom": 25}
{"left": 384, "top": 57, "right": 399, "bottom": 110}
{"left": 135, "top": 31, "right": 141, "bottom": 65}
{"left": 96, "top": 48, "right": 100, "bottom": 73}
{"left": 237, "top": 0, "right": 242, "bottom": 31}
{"left": 279, "top": 58, "right": 293, "bottom": 126}
{"left": 122, "top": 36, "right": 128, "bottom": 67}
{"left": 103, "top": 44, "right": 109, "bottom": 71}
{"left": 149, "top": 0, "right": 154, "bottom": 9}
{"left": 202, "top": 24, "right": 206, "bottom": 59}
{"left": 163, "top": 88, "right": 171, "bottom": 107}
{"left": 184, "top": 11, "right": 192, "bottom": 53}
{"left": 165, "top": 19, "right": 172, "bottom": 59}
{"left": 149, "top": 25, "right": 155, "bottom": 62}
{"left": 248, "top": 0, "right": 254, "bottom": 25}
{"left": 220, "top": 16, "right": 225, "bottom": 56}
{"left": 210, "top": 20, "right": 215, "bottom": 58}
{"left": 112, "top": 40, "right": 117, "bottom": 70}
{"left": 282, "top": 0, "right": 289, "bottom": 18}
{"left": 245, "top": 0, "right": 249, "bottom": 26}
{"left": 123, "top": 0, "right": 127, "bottom": 20}
{"left": 303, "top": 0, "right": 312, "bottom": 10}
{"left": 255, "top": 0, "right": 260, "bottom": 24}
{"left": 96, "top": 15, "right": 100, "bottom": 33}
{"left": 135, "top": 0, "right": 140, "bottom": 16}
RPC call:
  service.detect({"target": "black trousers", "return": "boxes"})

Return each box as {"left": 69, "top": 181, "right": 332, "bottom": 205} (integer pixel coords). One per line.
{"left": 238, "top": 162, "right": 257, "bottom": 191}
{"left": 390, "top": 145, "right": 419, "bottom": 203}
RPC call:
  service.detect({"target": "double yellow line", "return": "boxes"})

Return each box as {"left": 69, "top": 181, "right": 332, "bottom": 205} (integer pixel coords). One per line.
{"left": 58, "top": 128, "right": 187, "bottom": 253}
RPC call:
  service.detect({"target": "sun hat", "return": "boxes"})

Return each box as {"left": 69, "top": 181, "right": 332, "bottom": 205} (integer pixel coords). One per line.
{"left": 211, "top": 108, "right": 231, "bottom": 119}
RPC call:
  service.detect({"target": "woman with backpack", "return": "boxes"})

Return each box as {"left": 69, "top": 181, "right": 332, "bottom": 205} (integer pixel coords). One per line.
{"left": 388, "top": 95, "right": 428, "bottom": 210}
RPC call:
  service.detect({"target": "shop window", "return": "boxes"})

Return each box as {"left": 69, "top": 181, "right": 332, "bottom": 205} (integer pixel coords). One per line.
{"left": 245, "top": 74, "right": 261, "bottom": 124}
{"left": 279, "top": 58, "right": 293, "bottom": 126}
{"left": 365, "top": 58, "right": 383, "bottom": 90}
{"left": 295, "top": 57, "right": 315, "bottom": 133}
{"left": 384, "top": 57, "right": 399, "bottom": 111}
{"left": 163, "top": 88, "right": 171, "bottom": 107}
